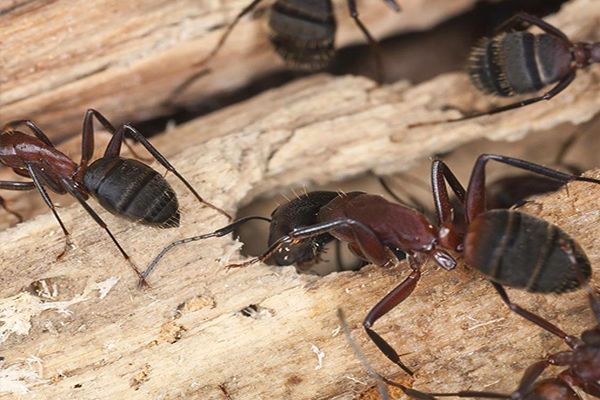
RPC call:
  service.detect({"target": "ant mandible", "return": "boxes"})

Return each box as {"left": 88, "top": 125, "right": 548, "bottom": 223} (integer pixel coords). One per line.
{"left": 142, "top": 154, "right": 599, "bottom": 375}
{"left": 0, "top": 109, "right": 231, "bottom": 285}
{"left": 410, "top": 12, "right": 600, "bottom": 127}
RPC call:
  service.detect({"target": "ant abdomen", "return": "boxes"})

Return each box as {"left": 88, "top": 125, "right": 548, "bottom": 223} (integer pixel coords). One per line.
{"left": 464, "top": 210, "right": 591, "bottom": 293}
{"left": 84, "top": 158, "right": 180, "bottom": 228}
{"left": 268, "top": 0, "right": 336, "bottom": 71}
{"left": 468, "top": 32, "right": 571, "bottom": 96}
{"left": 268, "top": 190, "right": 341, "bottom": 266}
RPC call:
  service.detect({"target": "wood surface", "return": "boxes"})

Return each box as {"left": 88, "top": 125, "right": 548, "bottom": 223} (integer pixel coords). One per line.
{"left": 0, "top": 71, "right": 599, "bottom": 398}
{"left": 1, "top": 0, "right": 600, "bottom": 398}
{"left": 0, "top": 0, "right": 476, "bottom": 140}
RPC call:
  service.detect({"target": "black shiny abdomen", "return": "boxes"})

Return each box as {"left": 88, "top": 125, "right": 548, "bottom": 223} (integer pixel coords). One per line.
{"left": 468, "top": 32, "right": 572, "bottom": 96}
{"left": 268, "top": 0, "right": 336, "bottom": 71}
{"left": 269, "top": 191, "right": 340, "bottom": 266}
{"left": 83, "top": 158, "right": 179, "bottom": 228}
{"left": 464, "top": 210, "right": 591, "bottom": 293}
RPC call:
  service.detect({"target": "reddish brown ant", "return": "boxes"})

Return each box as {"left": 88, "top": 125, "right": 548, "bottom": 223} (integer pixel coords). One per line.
{"left": 143, "top": 154, "right": 598, "bottom": 375}
{"left": 0, "top": 110, "right": 230, "bottom": 285}
{"left": 340, "top": 281, "right": 600, "bottom": 400}
{"left": 410, "top": 13, "right": 600, "bottom": 127}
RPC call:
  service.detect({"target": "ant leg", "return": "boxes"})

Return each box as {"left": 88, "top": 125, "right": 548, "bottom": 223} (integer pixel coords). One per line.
{"left": 409, "top": 71, "right": 576, "bottom": 128}
{"left": 464, "top": 153, "right": 600, "bottom": 222}
{"left": 0, "top": 181, "right": 36, "bottom": 222}
{"left": 227, "top": 218, "right": 393, "bottom": 269}
{"left": 84, "top": 110, "right": 232, "bottom": 220}
{"left": 492, "top": 283, "right": 579, "bottom": 348}
{"left": 58, "top": 177, "right": 149, "bottom": 286}
{"left": 80, "top": 109, "right": 151, "bottom": 167}
{"left": 3, "top": 120, "right": 53, "bottom": 146}
{"left": 196, "top": 0, "right": 264, "bottom": 67}
{"left": 163, "top": 0, "right": 265, "bottom": 106}
{"left": 119, "top": 124, "right": 231, "bottom": 219}
{"left": 363, "top": 266, "right": 421, "bottom": 376}
{"left": 495, "top": 12, "right": 570, "bottom": 42}
{"left": 346, "top": 0, "right": 388, "bottom": 83}
{"left": 26, "top": 165, "right": 73, "bottom": 259}
{"left": 430, "top": 160, "right": 466, "bottom": 225}
{"left": 341, "top": 305, "right": 508, "bottom": 399}
{"left": 140, "top": 216, "right": 271, "bottom": 285}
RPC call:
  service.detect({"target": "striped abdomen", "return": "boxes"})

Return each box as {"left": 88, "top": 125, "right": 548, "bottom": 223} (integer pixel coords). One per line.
{"left": 84, "top": 158, "right": 180, "bottom": 228}
{"left": 468, "top": 32, "right": 572, "bottom": 96}
{"left": 268, "top": 0, "right": 336, "bottom": 71}
{"left": 269, "top": 191, "right": 340, "bottom": 266}
{"left": 464, "top": 210, "right": 591, "bottom": 293}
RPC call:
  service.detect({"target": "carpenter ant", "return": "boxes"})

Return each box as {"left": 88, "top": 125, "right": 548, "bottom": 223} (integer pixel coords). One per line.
{"left": 166, "top": 0, "right": 401, "bottom": 103}
{"left": 409, "top": 12, "right": 600, "bottom": 127}
{"left": 341, "top": 281, "right": 600, "bottom": 400}
{"left": 142, "top": 154, "right": 599, "bottom": 376}
{"left": 206, "top": 154, "right": 597, "bottom": 376}
{"left": 0, "top": 109, "right": 230, "bottom": 284}
{"left": 141, "top": 190, "right": 351, "bottom": 282}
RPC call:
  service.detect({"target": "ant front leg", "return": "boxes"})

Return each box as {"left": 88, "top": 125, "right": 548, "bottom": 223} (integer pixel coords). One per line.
{"left": 495, "top": 12, "right": 570, "bottom": 42}
{"left": 464, "top": 154, "right": 600, "bottom": 223}
{"left": 363, "top": 264, "right": 421, "bottom": 376}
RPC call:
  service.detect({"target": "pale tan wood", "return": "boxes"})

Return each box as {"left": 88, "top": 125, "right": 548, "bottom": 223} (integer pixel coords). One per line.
{"left": 0, "top": 0, "right": 476, "bottom": 140}
{"left": 0, "top": 75, "right": 599, "bottom": 398}
{"left": 0, "top": 1, "right": 600, "bottom": 397}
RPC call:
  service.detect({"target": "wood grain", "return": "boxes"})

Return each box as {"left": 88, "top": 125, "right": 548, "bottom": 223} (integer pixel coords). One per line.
{"left": 1, "top": 1, "right": 600, "bottom": 398}
{"left": 0, "top": 73, "right": 599, "bottom": 398}
{"left": 0, "top": 0, "right": 476, "bottom": 140}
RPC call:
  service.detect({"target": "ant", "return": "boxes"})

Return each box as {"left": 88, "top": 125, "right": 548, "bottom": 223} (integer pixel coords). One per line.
{"left": 166, "top": 0, "right": 401, "bottom": 104}
{"left": 143, "top": 154, "right": 599, "bottom": 376}
{"left": 409, "top": 12, "right": 600, "bottom": 127}
{"left": 339, "top": 278, "right": 600, "bottom": 399}
{"left": 141, "top": 190, "right": 351, "bottom": 281}
{"left": 0, "top": 109, "right": 231, "bottom": 285}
